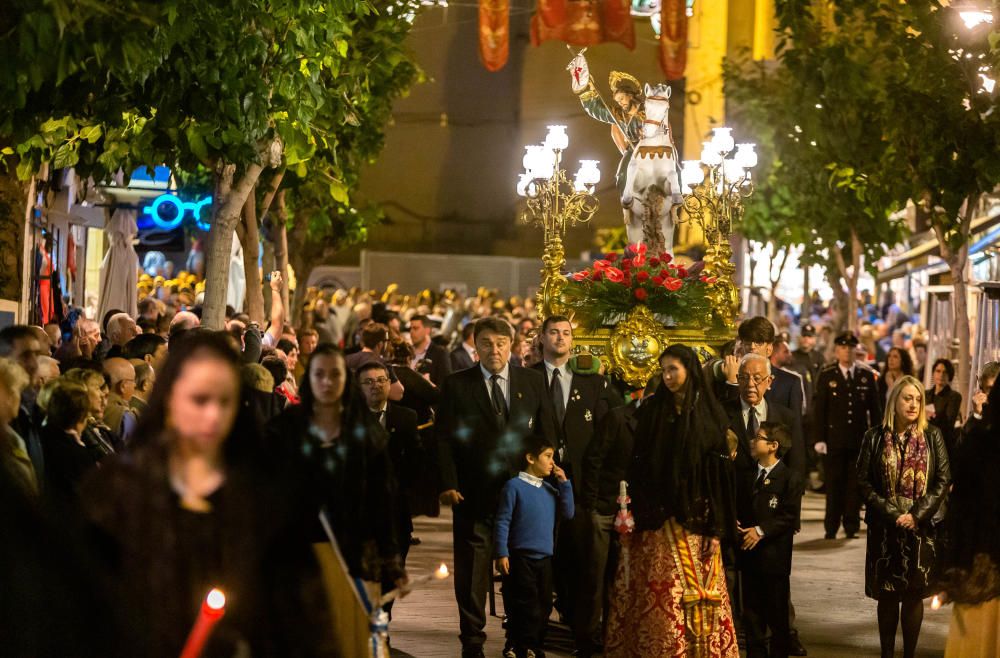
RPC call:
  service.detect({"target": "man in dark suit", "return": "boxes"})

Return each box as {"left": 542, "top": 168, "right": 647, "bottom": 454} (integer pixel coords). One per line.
{"left": 737, "top": 421, "right": 805, "bottom": 658}
{"left": 450, "top": 322, "right": 478, "bottom": 372}
{"left": 532, "top": 315, "right": 621, "bottom": 636}
{"left": 409, "top": 314, "right": 452, "bottom": 387}
{"left": 437, "top": 317, "right": 558, "bottom": 658}
{"left": 813, "top": 332, "right": 882, "bottom": 540}
{"left": 358, "top": 361, "right": 420, "bottom": 618}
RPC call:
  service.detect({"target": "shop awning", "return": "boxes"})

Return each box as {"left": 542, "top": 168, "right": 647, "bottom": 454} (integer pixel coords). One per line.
{"left": 876, "top": 205, "right": 1000, "bottom": 283}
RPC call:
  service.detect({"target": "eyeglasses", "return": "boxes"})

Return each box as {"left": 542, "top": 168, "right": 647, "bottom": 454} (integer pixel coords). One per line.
{"left": 360, "top": 377, "right": 390, "bottom": 387}
{"left": 737, "top": 374, "right": 772, "bottom": 386}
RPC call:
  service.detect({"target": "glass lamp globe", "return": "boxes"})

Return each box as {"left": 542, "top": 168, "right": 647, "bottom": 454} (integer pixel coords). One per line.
{"left": 544, "top": 125, "right": 570, "bottom": 151}
{"left": 722, "top": 158, "right": 745, "bottom": 182}
{"left": 735, "top": 143, "right": 758, "bottom": 169}
{"left": 681, "top": 160, "right": 705, "bottom": 188}
{"left": 516, "top": 173, "right": 531, "bottom": 197}
{"left": 711, "top": 127, "right": 735, "bottom": 154}
{"left": 576, "top": 159, "right": 601, "bottom": 186}
{"left": 700, "top": 142, "right": 723, "bottom": 166}
{"left": 532, "top": 147, "right": 556, "bottom": 179}
{"left": 523, "top": 145, "right": 543, "bottom": 173}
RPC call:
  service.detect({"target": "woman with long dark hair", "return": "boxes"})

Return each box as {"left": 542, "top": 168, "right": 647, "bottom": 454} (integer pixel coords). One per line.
{"left": 80, "top": 331, "right": 334, "bottom": 657}
{"left": 858, "top": 375, "right": 950, "bottom": 658}
{"left": 878, "top": 347, "right": 914, "bottom": 403}
{"left": 938, "top": 380, "right": 1000, "bottom": 656}
{"left": 926, "top": 358, "right": 963, "bottom": 458}
{"left": 268, "top": 342, "right": 405, "bottom": 588}
{"left": 604, "top": 344, "right": 738, "bottom": 657}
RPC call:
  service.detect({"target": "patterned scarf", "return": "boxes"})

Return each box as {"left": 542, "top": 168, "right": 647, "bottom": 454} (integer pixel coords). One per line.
{"left": 882, "top": 427, "right": 929, "bottom": 507}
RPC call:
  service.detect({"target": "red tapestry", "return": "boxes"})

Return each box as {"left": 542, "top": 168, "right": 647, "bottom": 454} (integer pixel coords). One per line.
{"left": 537, "top": 0, "right": 567, "bottom": 29}
{"left": 531, "top": 0, "right": 636, "bottom": 50}
{"left": 479, "top": 0, "right": 510, "bottom": 72}
{"left": 659, "top": 0, "right": 688, "bottom": 80}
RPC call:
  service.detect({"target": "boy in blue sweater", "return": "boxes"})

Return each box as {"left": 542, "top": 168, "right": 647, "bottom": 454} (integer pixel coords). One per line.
{"left": 494, "top": 435, "right": 575, "bottom": 658}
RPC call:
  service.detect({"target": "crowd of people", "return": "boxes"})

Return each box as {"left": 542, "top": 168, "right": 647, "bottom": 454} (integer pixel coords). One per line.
{"left": 1, "top": 275, "right": 999, "bottom": 658}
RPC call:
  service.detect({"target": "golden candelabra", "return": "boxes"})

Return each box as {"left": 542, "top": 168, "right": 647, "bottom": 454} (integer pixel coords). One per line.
{"left": 519, "top": 137, "right": 600, "bottom": 318}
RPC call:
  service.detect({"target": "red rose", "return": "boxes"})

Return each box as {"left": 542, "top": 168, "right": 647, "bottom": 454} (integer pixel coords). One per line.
{"left": 675, "top": 267, "right": 689, "bottom": 278}
{"left": 605, "top": 267, "right": 625, "bottom": 283}
{"left": 660, "top": 253, "right": 672, "bottom": 264}
{"left": 636, "top": 271, "right": 650, "bottom": 283}
{"left": 633, "top": 253, "right": 645, "bottom": 267}
{"left": 593, "top": 259, "right": 611, "bottom": 271}
{"left": 573, "top": 270, "right": 590, "bottom": 281}
{"left": 649, "top": 257, "right": 660, "bottom": 268}
{"left": 634, "top": 288, "right": 648, "bottom": 301}
{"left": 607, "top": 253, "right": 619, "bottom": 262}
{"left": 663, "top": 277, "right": 683, "bottom": 292}
{"left": 591, "top": 270, "right": 603, "bottom": 281}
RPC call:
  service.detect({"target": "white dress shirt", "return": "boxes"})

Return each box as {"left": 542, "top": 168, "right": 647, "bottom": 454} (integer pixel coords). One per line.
{"left": 481, "top": 363, "right": 510, "bottom": 409}
{"left": 741, "top": 398, "right": 768, "bottom": 430}
{"left": 754, "top": 460, "right": 781, "bottom": 537}
{"left": 518, "top": 471, "right": 544, "bottom": 487}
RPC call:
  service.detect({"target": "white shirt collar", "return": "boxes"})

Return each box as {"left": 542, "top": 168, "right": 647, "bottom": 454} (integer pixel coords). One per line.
{"left": 544, "top": 360, "right": 570, "bottom": 379}
{"left": 518, "top": 471, "right": 544, "bottom": 487}
{"left": 481, "top": 363, "right": 510, "bottom": 382}
{"left": 758, "top": 461, "right": 780, "bottom": 477}
{"left": 741, "top": 397, "right": 767, "bottom": 418}
{"left": 839, "top": 363, "right": 854, "bottom": 378}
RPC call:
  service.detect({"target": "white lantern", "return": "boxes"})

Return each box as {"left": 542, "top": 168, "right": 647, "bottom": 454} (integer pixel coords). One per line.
{"left": 516, "top": 173, "right": 532, "bottom": 197}
{"left": 711, "top": 127, "right": 735, "bottom": 154}
{"left": 722, "top": 158, "right": 745, "bottom": 182}
{"left": 700, "top": 142, "right": 723, "bottom": 166}
{"left": 681, "top": 160, "right": 704, "bottom": 188}
{"left": 734, "top": 143, "right": 758, "bottom": 169}
{"left": 523, "top": 145, "right": 543, "bottom": 173}
{"left": 532, "top": 147, "right": 556, "bottom": 179}
{"left": 576, "top": 160, "right": 601, "bottom": 185}
{"left": 544, "top": 125, "right": 570, "bottom": 151}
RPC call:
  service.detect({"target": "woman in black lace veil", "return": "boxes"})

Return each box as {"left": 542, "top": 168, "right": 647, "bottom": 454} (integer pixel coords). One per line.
{"left": 939, "top": 380, "right": 1000, "bottom": 656}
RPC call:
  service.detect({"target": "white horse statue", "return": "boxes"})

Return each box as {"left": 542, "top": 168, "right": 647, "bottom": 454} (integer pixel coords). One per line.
{"left": 621, "top": 83, "right": 684, "bottom": 255}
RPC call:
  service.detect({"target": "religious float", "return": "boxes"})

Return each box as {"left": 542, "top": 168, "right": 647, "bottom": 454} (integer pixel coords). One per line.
{"left": 520, "top": 51, "right": 756, "bottom": 388}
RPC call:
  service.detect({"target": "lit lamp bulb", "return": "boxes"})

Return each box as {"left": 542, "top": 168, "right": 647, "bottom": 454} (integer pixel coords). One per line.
{"left": 516, "top": 173, "right": 532, "bottom": 197}
{"left": 711, "top": 127, "right": 735, "bottom": 154}
{"left": 734, "top": 143, "right": 758, "bottom": 169}
{"left": 533, "top": 147, "right": 556, "bottom": 180}
{"left": 722, "top": 158, "right": 745, "bottom": 182}
{"left": 523, "top": 145, "right": 541, "bottom": 172}
{"left": 700, "top": 142, "right": 723, "bottom": 167}
{"left": 544, "top": 125, "right": 570, "bottom": 152}
{"left": 681, "top": 160, "right": 704, "bottom": 188}
{"left": 574, "top": 159, "right": 601, "bottom": 191}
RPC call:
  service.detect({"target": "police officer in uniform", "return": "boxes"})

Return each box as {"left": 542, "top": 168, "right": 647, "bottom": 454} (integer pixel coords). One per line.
{"left": 790, "top": 324, "right": 825, "bottom": 403}
{"left": 812, "top": 332, "right": 882, "bottom": 539}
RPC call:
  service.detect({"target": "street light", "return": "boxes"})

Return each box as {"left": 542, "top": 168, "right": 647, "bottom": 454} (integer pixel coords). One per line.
{"left": 517, "top": 126, "right": 601, "bottom": 316}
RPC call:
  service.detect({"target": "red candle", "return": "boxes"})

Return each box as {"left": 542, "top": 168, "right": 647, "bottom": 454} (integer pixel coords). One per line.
{"left": 179, "top": 588, "right": 226, "bottom": 658}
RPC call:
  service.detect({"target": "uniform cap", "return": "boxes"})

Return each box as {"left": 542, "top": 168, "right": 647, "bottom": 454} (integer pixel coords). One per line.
{"left": 800, "top": 323, "right": 817, "bottom": 337}
{"left": 834, "top": 332, "right": 859, "bottom": 347}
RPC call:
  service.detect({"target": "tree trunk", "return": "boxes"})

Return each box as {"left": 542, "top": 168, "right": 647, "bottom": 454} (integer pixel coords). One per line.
{"left": 834, "top": 228, "right": 862, "bottom": 333}
{"left": 274, "top": 190, "right": 291, "bottom": 318}
{"left": 288, "top": 212, "right": 311, "bottom": 328}
{"left": 825, "top": 267, "right": 849, "bottom": 335}
{"left": 202, "top": 158, "right": 268, "bottom": 330}
{"left": 767, "top": 245, "right": 790, "bottom": 325}
{"left": 241, "top": 190, "right": 264, "bottom": 324}
{"left": 935, "top": 194, "right": 977, "bottom": 416}
{"left": 262, "top": 239, "right": 275, "bottom": 313}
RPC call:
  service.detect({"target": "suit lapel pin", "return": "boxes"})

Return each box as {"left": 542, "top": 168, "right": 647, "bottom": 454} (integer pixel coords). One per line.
{"left": 584, "top": 409, "right": 593, "bottom": 422}
{"left": 517, "top": 392, "right": 523, "bottom": 399}
{"left": 769, "top": 495, "right": 778, "bottom": 509}
{"left": 572, "top": 389, "right": 581, "bottom": 401}
{"left": 830, "top": 381, "right": 837, "bottom": 388}
{"left": 528, "top": 417, "right": 534, "bottom": 428}
{"left": 764, "top": 478, "right": 771, "bottom": 486}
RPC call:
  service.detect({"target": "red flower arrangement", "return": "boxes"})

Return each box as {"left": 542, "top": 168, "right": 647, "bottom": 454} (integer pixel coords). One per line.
{"left": 562, "top": 243, "right": 715, "bottom": 330}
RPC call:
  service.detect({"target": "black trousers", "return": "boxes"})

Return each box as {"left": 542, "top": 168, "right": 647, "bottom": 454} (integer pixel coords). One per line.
{"left": 824, "top": 449, "right": 861, "bottom": 536}
{"left": 504, "top": 552, "right": 553, "bottom": 653}
{"left": 742, "top": 569, "right": 791, "bottom": 658}
{"left": 576, "top": 511, "right": 617, "bottom": 653}
{"left": 382, "top": 516, "right": 412, "bottom": 618}
{"left": 554, "top": 504, "right": 586, "bottom": 622}
{"left": 453, "top": 510, "right": 497, "bottom": 649}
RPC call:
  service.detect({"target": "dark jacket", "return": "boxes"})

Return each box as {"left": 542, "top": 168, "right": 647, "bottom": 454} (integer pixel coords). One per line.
{"left": 926, "top": 384, "right": 962, "bottom": 457}
{"left": 415, "top": 342, "right": 452, "bottom": 388}
{"left": 41, "top": 427, "right": 101, "bottom": 506}
{"left": 532, "top": 362, "right": 622, "bottom": 495}
{"left": 381, "top": 402, "right": 421, "bottom": 537}
{"left": 857, "top": 424, "right": 950, "bottom": 528}
{"left": 450, "top": 345, "right": 476, "bottom": 372}
{"left": 769, "top": 367, "right": 805, "bottom": 418}
{"left": 724, "top": 398, "right": 805, "bottom": 479}
{"left": 581, "top": 402, "right": 637, "bottom": 515}
{"left": 812, "top": 364, "right": 882, "bottom": 452}
{"left": 436, "top": 364, "right": 558, "bottom": 519}
{"left": 394, "top": 364, "right": 439, "bottom": 426}
{"left": 736, "top": 460, "right": 804, "bottom": 575}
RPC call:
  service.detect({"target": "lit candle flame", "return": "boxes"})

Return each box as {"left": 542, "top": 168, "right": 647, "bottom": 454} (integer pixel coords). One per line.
{"left": 206, "top": 588, "right": 226, "bottom": 611}
{"left": 931, "top": 595, "right": 941, "bottom": 611}
{"left": 436, "top": 563, "right": 450, "bottom": 579}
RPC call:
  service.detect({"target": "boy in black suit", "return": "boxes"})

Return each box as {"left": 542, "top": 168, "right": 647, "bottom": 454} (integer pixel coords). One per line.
{"left": 738, "top": 421, "right": 804, "bottom": 658}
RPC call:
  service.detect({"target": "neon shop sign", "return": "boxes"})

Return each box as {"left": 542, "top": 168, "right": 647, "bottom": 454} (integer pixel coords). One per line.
{"left": 142, "top": 193, "right": 213, "bottom": 231}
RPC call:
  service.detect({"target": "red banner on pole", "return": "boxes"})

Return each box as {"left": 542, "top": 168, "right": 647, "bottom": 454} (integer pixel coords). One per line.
{"left": 659, "top": 0, "right": 687, "bottom": 80}
{"left": 530, "top": 0, "right": 635, "bottom": 50}
{"left": 479, "top": 0, "right": 510, "bottom": 72}
{"left": 537, "top": 0, "right": 567, "bottom": 29}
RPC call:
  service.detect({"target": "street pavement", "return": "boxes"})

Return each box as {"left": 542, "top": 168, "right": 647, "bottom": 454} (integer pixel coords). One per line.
{"left": 388, "top": 492, "right": 948, "bottom": 657}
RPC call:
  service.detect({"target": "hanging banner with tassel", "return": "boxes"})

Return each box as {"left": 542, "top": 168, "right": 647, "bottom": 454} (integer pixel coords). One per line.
{"left": 531, "top": 0, "right": 635, "bottom": 49}
{"left": 659, "top": 0, "right": 687, "bottom": 80}
{"left": 537, "top": 0, "right": 567, "bottom": 29}
{"left": 479, "top": 0, "right": 510, "bottom": 72}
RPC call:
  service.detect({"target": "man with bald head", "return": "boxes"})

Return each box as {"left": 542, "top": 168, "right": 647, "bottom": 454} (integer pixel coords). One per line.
{"left": 168, "top": 311, "right": 200, "bottom": 341}
{"left": 106, "top": 313, "right": 140, "bottom": 359}
{"left": 103, "top": 357, "right": 137, "bottom": 445}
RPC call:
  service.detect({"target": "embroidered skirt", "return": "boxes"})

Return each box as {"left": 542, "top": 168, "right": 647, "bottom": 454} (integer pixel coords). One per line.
{"left": 604, "top": 518, "right": 739, "bottom": 658}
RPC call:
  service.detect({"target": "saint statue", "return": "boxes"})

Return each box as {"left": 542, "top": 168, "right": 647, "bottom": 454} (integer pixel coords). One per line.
{"left": 568, "top": 51, "right": 684, "bottom": 254}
